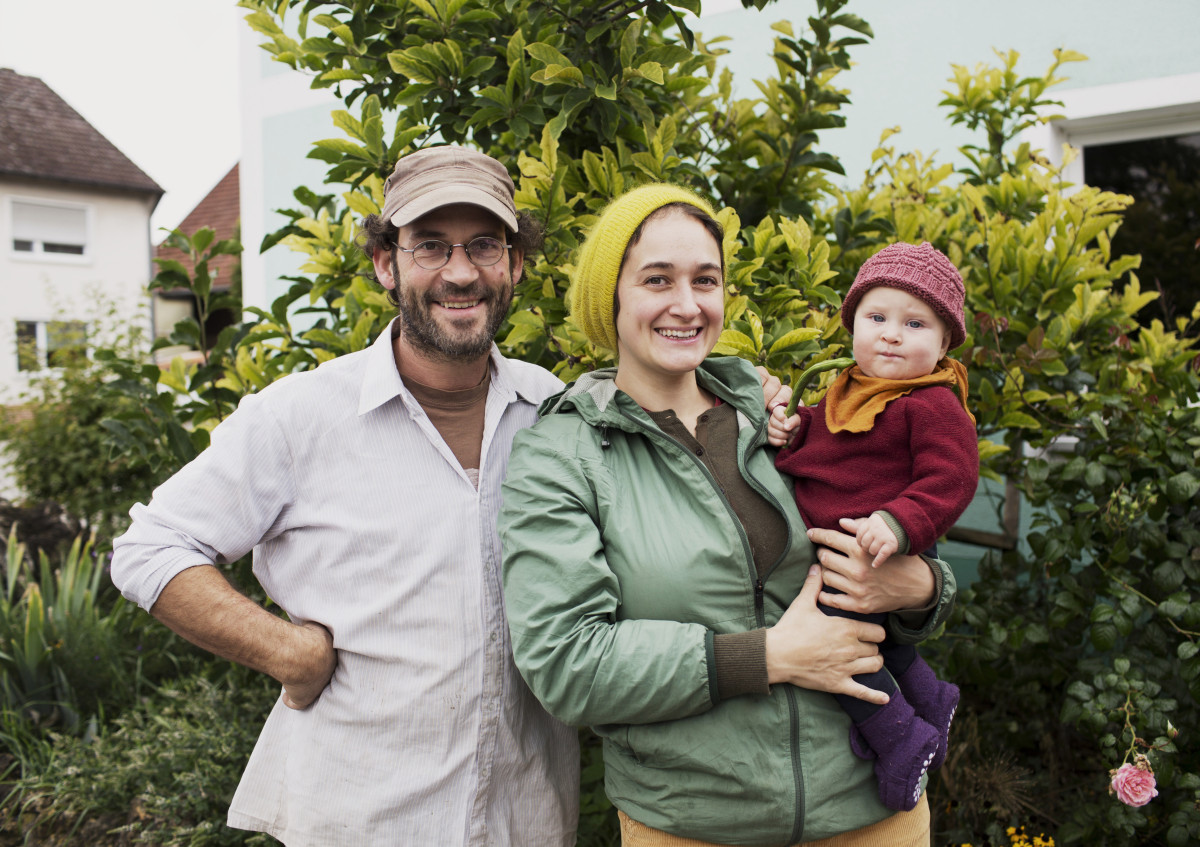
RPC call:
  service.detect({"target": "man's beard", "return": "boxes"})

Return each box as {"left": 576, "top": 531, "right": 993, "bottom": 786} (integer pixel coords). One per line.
{"left": 393, "top": 257, "right": 514, "bottom": 361}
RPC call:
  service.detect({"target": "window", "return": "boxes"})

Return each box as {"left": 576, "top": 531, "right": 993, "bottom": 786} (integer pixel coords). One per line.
{"left": 14, "top": 320, "right": 88, "bottom": 371}
{"left": 1083, "top": 133, "right": 1200, "bottom": 332}
{"left": 1026, "top": 73, "right": 1200, "bottom": 335}
{"left": 10, "top": 200, "right": 88, "bottom": 257}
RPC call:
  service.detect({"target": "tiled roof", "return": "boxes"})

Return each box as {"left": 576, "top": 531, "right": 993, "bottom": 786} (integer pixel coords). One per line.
{"left": 155, "top": 163, "right": 240, "bottom": 291}
{"left": 0, "top": 68, "right": 163, "bottom": 196}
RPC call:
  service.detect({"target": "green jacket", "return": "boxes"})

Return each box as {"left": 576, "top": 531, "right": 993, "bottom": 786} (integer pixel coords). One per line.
{"left": 499, "top": 357, "right": 956, "bottom": 846}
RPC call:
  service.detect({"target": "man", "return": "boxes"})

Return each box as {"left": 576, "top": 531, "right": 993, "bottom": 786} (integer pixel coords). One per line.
{"left": 111, "top": 147, "right": 579, "bottom": 846}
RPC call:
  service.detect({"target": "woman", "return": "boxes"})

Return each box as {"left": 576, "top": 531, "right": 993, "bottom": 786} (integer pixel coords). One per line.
{"left": 498, "top": 184, "right": 956, "bottom": 846}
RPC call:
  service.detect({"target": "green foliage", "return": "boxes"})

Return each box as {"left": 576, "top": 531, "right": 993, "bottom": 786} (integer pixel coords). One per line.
{"left": 153, "top": 226, "right": 244, "bottom": 360}
{"left": 223, "top": 0, "right": 870, "bottom": 387}
{"left": 99, "top": 227, "right": 246, "bottom": 478}
{"left": 1, "top": 669, "right": 279, "bottom": 846}
{"left": 941, "top": 47, "right": 1085, "bottom": 182}
{"left": 0, "top": 306, "right": 160, "bottom": 545}
{"left": 0, "top": 528, "right": 134, "bottom": 731}
{"left": 0, "top": 526, "right": 208, "bottom": 770}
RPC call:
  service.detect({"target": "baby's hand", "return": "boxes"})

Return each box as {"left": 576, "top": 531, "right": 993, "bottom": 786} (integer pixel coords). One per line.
{"left": 767, "top": 404, "right": 802, "bottom": 448}
{"left": 842, "top": 514, "right": 899, "bottom": 568}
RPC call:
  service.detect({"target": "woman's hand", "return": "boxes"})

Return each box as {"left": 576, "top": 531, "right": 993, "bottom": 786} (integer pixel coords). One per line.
{"left": 765, "top": 565, "right": 888, "bottom": 704}
{"left": 807, "top": 520, "right": 936, "bottom": 614}
{"left": 756, "top": 367, "right": 791, "bottom": 416}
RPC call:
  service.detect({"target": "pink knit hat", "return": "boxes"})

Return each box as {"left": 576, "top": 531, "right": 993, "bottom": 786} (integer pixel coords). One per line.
{"left": 841, "top": 241, "right": 966, "bottom": 349}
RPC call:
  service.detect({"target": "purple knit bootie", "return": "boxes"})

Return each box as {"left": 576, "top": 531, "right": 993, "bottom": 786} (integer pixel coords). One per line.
{"left": 851, "top": 691, "right": 940, "bottom": 812}
{"left": 894, "top": 655, "right": 959, "bottom": 771}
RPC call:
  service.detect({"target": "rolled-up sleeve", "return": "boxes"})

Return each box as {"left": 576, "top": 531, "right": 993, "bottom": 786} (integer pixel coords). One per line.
{"left": 110, "top": 392, "right": 296, "bottom": 611}
{"left": 887, "top": 555, "right": 957, "bottom": 645}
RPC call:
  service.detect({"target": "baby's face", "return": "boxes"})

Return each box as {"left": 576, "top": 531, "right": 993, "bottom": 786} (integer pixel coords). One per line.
{"left": 851, "top": 287, "right": 952, "bottom": 381}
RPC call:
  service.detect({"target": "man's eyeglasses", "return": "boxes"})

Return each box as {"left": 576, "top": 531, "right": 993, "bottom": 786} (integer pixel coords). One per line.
{"left": 397, "top": 237, "right": 510, "bottom": 270}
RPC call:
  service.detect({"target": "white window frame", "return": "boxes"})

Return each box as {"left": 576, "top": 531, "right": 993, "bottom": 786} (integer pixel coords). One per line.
{"left": 1023, "top": 72, "right": 1200, "bottom": 189}
{"left": 6, "top": 196, "right": 93, "bottom": 264}
{"left": 13, "top": 318, "right": 90, "bottom": 372}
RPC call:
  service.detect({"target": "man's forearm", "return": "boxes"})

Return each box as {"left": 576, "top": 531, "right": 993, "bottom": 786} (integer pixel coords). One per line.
{"left": 151, "top": 565, "right": 335, "bottom": 703}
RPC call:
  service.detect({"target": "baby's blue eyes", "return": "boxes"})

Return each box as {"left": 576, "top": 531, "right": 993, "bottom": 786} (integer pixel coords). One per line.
{"left": 867, "top": 314, "right": 926, "bottom": 329}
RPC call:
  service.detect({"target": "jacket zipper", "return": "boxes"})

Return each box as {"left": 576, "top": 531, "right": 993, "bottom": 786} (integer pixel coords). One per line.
{"left": 745, "top": 417, "right": 806, "bottom": 844}
{"left": 615, "top": 406, "right": 761, "bottom": 617}
{"left": 739, "top": 417, "right": 795, "bottom": 587}
{"left": 786, "top": 687, "right": 805, "bottom": 844}
{"left": 730, "top": 412, "right": 809, "bottom": 841}
{"left": 616, "top": 403, "right": 806, "bottom": 843}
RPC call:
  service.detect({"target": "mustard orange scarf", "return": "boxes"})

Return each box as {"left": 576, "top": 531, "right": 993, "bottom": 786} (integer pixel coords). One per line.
{"left": 824, "top": 358, "right": 975, "bottom": 434}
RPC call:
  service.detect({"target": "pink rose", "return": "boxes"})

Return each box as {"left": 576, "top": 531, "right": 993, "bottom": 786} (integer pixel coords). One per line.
{"left": 1109, "top": 760, "right": 1158, "bottom": 807}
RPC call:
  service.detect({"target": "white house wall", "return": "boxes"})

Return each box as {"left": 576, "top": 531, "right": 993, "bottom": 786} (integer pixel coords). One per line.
{"left": 0, "top": 178, "right": 155, "bottom": 400}
{"left": 238, "top": 21, "right": 338, "bottom": 313}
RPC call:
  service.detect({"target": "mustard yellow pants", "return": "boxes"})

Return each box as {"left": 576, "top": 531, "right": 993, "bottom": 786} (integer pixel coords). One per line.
{"left": 617, "top": 794, "right": 930, "bottom": 847}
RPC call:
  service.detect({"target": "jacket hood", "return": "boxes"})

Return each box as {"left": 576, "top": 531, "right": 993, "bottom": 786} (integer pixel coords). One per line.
{"left": 539, "top": 357, "right": 768, "bottom": 430}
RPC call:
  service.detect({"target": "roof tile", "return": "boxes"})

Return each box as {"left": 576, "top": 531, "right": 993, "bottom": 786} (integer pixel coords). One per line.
{"left": 0, "top": 67, "right": 162, "bottom": 196}
{"left": 155, "top": 163, "right": 240, "bottom": 290}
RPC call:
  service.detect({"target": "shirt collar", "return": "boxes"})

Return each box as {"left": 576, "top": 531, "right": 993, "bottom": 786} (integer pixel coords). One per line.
{"left": 357, "top": 317, "right": 541, "bottom": 415}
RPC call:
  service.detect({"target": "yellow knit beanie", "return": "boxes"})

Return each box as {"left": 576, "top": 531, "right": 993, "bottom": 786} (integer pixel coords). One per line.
{"left": 569, "top": 183, "right": 720, "bottom": 353}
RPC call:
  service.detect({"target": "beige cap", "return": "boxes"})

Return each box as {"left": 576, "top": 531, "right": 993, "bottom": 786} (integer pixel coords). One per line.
{"left": 382, "top": 146, "right": 518, "bottom": 232}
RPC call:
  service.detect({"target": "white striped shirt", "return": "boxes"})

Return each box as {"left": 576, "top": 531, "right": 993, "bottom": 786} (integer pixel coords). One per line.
{"left": 111, "top": 321, "right": 579, "bottom": 846}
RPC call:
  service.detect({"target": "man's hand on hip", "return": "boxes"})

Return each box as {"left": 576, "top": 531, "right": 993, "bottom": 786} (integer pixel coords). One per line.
{"left": 281, "top": 621, "right": 337, "bottom": 710}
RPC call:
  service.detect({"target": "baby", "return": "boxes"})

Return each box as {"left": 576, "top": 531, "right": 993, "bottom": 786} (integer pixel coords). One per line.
{"left": 773, "top": 241, "right": 978, "bottom": 811}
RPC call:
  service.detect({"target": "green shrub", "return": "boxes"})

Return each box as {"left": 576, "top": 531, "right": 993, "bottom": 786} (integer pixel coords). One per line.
{"left": 1, "top": 669, "right": 279, "bottom": 846}
{"left": 0, "top": 528, "right": 210, "bottom": 759}
{"left": 0, "top": 352, "right": 159, "bottom": 548}
{"left": 1, "top": 529, "right": 134, "bottom": 730}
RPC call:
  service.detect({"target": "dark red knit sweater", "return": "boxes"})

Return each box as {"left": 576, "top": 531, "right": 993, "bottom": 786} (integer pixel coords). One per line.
{"left": 775, "top": 385, "right": 978, "bottom": 553}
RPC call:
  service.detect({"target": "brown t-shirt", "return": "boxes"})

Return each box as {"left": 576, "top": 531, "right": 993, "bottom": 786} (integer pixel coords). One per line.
{"left": 401, "top": 368, "right": 491, "bottom": 488}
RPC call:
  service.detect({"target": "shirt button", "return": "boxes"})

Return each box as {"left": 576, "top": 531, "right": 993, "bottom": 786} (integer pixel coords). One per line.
{"left": 695, "top": 447, "right": 704, "bottom": 456}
